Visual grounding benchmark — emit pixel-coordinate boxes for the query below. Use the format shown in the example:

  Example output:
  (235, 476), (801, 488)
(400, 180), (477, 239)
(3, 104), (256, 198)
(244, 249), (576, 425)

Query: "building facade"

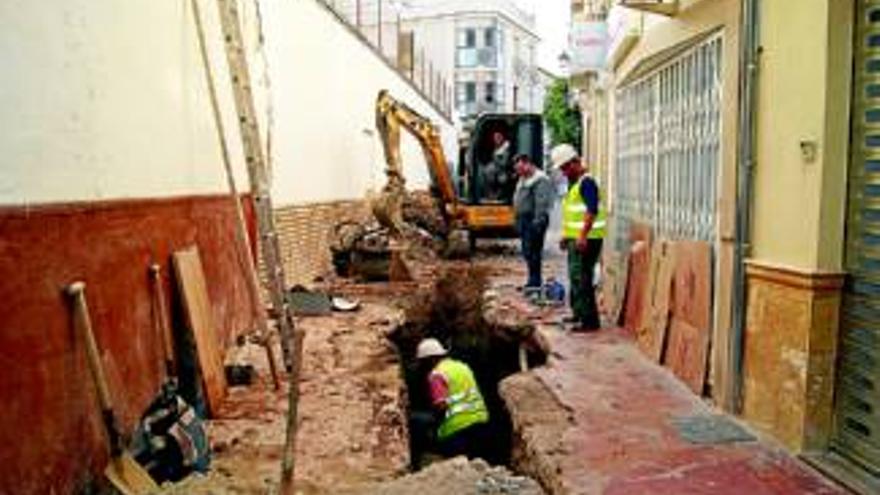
(401, 0), (542, 123)
(581, 0), (877, 492)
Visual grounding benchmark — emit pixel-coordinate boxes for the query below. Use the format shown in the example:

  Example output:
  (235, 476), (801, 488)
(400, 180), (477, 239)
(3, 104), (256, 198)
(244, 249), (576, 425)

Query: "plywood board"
(665, 318), (711, 395)
(664, 241), (713, 395)
(601, 251), (629, 326)
(623, 239), (651, 335)
(671, 241), (713, 330)
(637, 240), (676, 363)
(173, 246), (227, 416)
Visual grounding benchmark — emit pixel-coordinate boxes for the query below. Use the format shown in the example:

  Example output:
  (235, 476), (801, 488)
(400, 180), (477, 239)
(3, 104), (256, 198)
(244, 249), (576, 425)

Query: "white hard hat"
(550, 144), (579, 170)
(416, 338), (448, 359)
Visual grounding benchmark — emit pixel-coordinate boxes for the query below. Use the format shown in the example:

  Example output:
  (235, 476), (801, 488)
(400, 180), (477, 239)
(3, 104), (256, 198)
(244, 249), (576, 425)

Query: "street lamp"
(557, 51), (571, 78)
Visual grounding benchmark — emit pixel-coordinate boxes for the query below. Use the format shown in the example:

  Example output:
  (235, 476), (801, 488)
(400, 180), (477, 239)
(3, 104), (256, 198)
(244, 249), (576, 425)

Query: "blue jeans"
(518, 216), (548, 288)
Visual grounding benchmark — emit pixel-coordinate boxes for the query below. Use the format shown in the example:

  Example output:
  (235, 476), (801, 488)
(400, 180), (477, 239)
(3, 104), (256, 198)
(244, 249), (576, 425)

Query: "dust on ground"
(160, 302), (409, 494)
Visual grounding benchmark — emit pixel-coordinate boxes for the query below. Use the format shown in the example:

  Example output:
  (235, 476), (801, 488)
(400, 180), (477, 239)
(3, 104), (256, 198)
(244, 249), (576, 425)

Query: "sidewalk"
(501, 324), (849, 495)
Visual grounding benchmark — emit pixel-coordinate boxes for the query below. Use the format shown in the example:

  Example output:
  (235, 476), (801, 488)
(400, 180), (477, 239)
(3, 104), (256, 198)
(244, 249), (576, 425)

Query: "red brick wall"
(0, 194), (257, 493)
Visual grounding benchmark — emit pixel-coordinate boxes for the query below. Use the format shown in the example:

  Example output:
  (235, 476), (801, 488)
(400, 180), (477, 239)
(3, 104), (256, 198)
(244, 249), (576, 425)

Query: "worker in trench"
(413, 338), (492, 462)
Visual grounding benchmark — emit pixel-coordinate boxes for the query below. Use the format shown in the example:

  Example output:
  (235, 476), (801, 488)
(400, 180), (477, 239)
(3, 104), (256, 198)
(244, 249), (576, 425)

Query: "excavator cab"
(456, 114), (544, 239)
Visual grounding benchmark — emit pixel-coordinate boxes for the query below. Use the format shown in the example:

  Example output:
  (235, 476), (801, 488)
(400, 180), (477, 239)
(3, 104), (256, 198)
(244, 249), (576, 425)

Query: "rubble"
(346, 456), (545, 495)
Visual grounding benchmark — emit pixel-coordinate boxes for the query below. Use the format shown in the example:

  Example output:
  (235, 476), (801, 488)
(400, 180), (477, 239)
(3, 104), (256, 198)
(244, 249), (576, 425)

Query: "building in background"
(400, 0), (542, 124)
(567, 0), (611, 184)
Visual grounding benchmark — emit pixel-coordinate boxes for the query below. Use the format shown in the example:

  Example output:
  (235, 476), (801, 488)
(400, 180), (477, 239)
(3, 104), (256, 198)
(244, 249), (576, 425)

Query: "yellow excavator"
(372, 89), (544, 256)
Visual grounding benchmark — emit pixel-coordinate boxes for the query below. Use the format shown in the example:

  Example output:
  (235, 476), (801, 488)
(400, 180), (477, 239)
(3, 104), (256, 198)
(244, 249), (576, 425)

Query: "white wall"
(262, 0), (457, 206)
(0, 0), (455, 208)
(0, 0), (249, 205)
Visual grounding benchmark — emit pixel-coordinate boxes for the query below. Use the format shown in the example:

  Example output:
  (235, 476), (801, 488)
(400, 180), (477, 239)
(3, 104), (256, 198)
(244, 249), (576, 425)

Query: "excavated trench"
(387, 265), (548, 471)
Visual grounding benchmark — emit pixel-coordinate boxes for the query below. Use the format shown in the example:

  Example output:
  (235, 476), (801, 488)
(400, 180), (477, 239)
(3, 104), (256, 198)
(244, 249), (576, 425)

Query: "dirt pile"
(346, 456), (545, 495)
(402, 190), (447, 239)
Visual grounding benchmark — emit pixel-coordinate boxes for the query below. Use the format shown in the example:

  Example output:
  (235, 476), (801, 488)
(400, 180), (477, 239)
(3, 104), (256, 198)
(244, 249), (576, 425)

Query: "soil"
(159, 246), (560, 494)
(159, 302), (409, 494)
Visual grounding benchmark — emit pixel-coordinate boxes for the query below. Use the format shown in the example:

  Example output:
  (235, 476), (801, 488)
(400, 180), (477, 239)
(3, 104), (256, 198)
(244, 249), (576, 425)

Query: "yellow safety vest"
(562, 176), (606, 240)
(432, 358), (489, 440)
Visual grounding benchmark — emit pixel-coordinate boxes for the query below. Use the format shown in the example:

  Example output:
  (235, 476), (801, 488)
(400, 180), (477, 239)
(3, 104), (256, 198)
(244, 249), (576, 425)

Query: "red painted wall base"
(0, 194), (257, 493)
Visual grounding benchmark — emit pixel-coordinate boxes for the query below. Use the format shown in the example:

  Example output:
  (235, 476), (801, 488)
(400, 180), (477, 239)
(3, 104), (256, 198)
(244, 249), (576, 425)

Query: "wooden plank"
(623, 239), (651, 335)
(601, 250), (629, 326)
(637, 240), (676, 363)
(665, 318), (711, 395)
(671, 241), (712, 330)
(173, 246), (227, 416)
(664, 241), (713, 395)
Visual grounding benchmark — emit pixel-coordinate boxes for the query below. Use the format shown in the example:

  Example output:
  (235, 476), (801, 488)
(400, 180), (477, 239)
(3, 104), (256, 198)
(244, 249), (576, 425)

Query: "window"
(465, 82), (477, 102)
(456, 27), (479, 67)
(484, 28), (496, 48)
(485, 82), (496, 104)
(457, 28), (476, 48)
(614, 36), (722, 246)
(457, 49), (478, 67)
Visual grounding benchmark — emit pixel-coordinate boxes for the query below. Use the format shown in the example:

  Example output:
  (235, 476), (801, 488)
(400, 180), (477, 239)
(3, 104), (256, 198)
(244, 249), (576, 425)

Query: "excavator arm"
(373, 90), (459, 236)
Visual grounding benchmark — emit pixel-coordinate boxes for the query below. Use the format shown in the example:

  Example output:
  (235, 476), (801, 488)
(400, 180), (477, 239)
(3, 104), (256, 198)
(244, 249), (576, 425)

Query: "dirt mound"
(403, 190), (448, 239)
(346, 457), (545, 495)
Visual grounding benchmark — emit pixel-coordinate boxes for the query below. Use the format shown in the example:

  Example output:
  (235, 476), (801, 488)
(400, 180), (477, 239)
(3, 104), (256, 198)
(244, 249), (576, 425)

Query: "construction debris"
(346, 457), (544, 495)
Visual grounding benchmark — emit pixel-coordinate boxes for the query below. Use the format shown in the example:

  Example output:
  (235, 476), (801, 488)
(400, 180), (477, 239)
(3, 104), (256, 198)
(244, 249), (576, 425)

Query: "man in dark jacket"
(513, 153), (555, 292)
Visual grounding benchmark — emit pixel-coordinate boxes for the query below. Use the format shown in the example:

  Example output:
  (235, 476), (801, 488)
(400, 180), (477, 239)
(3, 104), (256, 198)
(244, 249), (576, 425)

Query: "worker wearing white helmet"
(551, 143), (606, 332)
(415, 338), (490, 460)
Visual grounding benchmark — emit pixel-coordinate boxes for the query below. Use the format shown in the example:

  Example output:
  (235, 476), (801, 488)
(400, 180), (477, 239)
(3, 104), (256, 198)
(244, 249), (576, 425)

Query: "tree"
(543, 78), (582, 150)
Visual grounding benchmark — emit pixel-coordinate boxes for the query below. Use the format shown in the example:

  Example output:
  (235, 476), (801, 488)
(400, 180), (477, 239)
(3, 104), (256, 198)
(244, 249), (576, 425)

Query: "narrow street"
(2, 0), (878, 494)
(115, 248), (846, 494)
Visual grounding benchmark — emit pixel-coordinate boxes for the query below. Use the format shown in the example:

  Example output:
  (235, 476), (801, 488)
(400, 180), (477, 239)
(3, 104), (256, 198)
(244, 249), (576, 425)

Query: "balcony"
(618, 0), (678, 16)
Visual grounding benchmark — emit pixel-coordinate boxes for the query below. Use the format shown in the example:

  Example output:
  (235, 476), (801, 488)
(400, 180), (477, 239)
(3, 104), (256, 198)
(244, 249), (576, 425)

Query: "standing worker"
(551, 144), (606, 332)
(512, 153), (555, 293)
(416, 338), (491, 460)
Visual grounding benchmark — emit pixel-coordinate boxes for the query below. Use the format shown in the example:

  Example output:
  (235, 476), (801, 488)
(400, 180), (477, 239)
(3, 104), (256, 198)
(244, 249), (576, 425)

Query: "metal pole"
(421, 48), (426, 89)
(356, 0), (361, 28)
(378, 0), (383, 51)
(397, 13), (402, 66)
(429, 62), (434, 99)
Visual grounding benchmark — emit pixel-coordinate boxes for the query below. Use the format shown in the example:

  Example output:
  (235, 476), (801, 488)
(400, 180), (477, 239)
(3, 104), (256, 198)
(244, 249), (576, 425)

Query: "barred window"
(613, 35), (722, 247)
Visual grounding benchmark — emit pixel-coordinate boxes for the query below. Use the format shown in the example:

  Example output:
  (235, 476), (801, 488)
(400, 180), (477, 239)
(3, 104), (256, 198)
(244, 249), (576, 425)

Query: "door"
(833, 0), (880, 476)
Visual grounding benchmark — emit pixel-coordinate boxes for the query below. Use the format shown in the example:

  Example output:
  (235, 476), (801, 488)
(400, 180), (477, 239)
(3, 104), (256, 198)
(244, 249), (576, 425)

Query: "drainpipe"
(730, 0), (761, 413)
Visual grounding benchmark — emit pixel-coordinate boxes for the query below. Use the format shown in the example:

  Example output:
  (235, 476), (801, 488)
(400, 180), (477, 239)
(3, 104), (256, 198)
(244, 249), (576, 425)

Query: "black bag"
(132, 382), (211, 483)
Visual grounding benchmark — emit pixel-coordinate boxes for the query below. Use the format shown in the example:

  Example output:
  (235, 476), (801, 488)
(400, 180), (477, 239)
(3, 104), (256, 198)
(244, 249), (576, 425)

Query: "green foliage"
(543, 78), (582, 149)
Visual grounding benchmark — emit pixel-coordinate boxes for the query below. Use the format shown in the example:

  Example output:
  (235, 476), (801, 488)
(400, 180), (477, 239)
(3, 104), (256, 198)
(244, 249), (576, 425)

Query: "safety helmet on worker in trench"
(416, 338), (448, 359)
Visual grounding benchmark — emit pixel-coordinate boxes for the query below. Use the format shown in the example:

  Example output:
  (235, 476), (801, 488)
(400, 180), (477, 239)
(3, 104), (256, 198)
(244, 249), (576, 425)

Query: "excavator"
(371, 89), (544, 258)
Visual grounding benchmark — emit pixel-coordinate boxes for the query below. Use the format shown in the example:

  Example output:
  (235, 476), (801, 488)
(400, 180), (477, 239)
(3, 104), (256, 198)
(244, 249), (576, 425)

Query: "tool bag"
(132, 382), (210, 483)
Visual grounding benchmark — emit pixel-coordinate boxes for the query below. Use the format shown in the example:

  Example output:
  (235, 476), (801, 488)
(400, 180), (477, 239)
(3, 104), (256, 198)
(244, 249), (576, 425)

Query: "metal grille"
(613, 35), (722, 249)
(834, 0), (880, 474)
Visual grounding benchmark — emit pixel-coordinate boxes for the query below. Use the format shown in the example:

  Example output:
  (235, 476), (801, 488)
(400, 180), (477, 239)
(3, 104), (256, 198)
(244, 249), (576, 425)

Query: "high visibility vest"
(432, 358), (489, 440)
(562, 176), (606, 240)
